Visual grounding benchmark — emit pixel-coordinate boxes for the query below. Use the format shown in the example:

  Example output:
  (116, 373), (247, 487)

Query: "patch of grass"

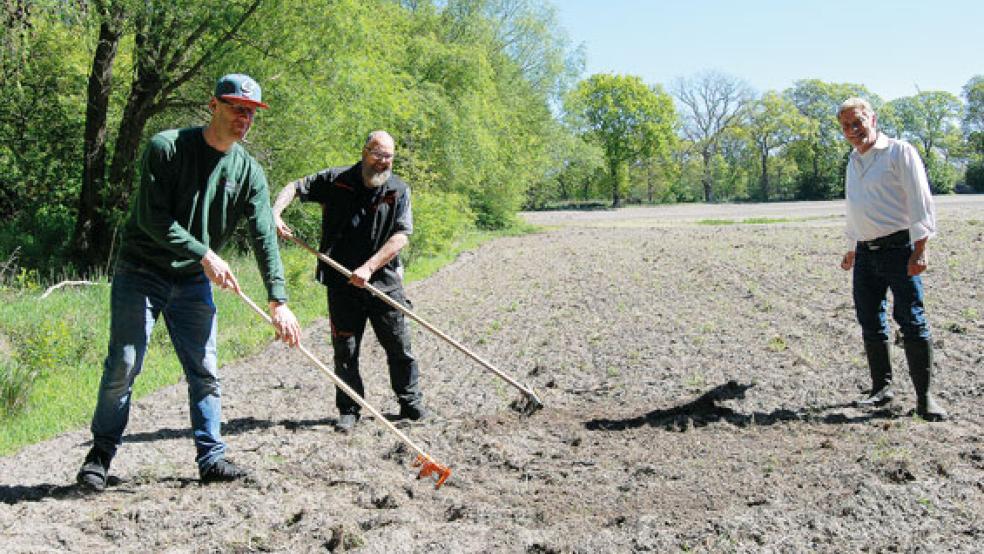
(767, 335), (788, 352)
(698, 322), (716, 334)
(762, 455), (779, 477)
(0, 224), (534, 455)
(0, 360), (36, 417)
(535, 199), (610, 211)
(685, 372), (706, 389)
(697, 216), (823, 226)
(916, 497), (933, 512)
(871, 437), (910, 463)
(741, 217), (792, 224)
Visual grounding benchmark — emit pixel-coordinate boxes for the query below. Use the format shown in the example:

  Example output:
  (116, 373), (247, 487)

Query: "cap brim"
(220, 95), (269, 109)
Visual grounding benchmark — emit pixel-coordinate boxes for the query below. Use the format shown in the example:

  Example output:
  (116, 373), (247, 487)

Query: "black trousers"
(327, 285), (422, 415)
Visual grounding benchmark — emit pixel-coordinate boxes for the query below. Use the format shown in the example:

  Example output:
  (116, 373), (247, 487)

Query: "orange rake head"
(412, 454), (452, 489)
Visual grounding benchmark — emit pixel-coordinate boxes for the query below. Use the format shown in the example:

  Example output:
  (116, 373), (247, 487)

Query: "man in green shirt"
(76, 74), (301, 491)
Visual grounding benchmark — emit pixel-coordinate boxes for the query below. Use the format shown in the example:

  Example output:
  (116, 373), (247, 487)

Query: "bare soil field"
(2, 197), (982, 553)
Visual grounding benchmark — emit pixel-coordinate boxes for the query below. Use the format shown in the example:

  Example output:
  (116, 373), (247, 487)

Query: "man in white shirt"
(837, 97), (946, 421)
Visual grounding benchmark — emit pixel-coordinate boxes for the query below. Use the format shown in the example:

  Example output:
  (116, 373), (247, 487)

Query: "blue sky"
(554, 0), (983, 100)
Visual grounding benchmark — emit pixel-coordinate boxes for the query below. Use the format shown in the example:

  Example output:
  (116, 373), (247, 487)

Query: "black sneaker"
(398, 404), (430, 422)
(76, 447), (112, 492)
(199, 458), (250, 484)
(335, 413), (360, 433)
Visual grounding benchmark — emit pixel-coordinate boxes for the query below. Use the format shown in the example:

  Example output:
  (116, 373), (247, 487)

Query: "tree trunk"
(610, 158), (622, 208)
(760, 152), (770, 201)
(811, 143), (820, 182)
(71, 12), (124, 271)
(701, 150), (713, 202)
(646, 161), (654, 204)
(107, 78), (161, 215)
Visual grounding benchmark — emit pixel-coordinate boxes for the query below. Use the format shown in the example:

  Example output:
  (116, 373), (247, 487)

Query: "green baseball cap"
(214, 73), (269, 109)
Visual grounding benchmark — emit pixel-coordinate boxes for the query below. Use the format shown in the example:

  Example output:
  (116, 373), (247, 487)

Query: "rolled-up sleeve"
(899, 143), (936, 241)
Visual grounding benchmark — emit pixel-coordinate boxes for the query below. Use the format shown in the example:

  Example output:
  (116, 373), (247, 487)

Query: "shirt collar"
(851, 132), (890, 159)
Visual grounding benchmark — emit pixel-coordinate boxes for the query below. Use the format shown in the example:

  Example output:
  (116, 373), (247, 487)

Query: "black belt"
(858, 229), (910, 250)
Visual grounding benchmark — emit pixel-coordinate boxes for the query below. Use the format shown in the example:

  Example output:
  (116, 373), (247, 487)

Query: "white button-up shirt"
(844, 133), (936, 250)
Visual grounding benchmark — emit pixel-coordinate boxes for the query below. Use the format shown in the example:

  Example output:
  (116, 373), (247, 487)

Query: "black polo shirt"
(295, 162), (413, 292)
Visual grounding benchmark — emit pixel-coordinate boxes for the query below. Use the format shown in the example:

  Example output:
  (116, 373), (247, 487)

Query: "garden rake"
(235, 288), (452, 489)
(287, 235), (544, 416)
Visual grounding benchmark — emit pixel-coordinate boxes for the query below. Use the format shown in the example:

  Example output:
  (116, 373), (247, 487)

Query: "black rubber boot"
(856, 340), (894, 407)
(904, 339), (948, 421)
(76, 447), (113, 491)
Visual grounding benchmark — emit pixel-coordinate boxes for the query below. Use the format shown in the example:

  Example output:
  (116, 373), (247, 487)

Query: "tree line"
(1, 0), (981, 281)
(1, 0), (580, 278)
(538, 73), (984, 210)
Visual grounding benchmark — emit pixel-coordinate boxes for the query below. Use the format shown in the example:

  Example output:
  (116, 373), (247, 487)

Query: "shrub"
(926, 158), (957, 194)
(966, 161), (984, 193)
(13, 317), (76, 378)
(404, 189), (475, 265)
(0, 360), (36, 417)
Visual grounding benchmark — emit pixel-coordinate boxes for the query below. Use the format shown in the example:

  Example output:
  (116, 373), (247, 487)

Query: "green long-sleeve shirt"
(118, 127), (287, 302)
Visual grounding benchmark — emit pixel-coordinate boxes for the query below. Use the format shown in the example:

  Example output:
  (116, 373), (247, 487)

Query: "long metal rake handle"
(235, 289), (451, 488)
(287, 235), (543, 410)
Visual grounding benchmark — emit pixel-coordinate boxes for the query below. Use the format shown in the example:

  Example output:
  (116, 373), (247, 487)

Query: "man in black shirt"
(273, 130), (426, 431)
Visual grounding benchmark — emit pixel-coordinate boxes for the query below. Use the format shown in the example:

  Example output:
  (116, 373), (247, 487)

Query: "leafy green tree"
(877, 100), (905, 139)
(672, 71), (753, 202)
(565, 73), (677, 207)
(71, 0), (266, 271)
(525, 129), (603, 208)
(243, 0), (576, 231)
(785, 79), (875, 199)
(0, 3), (88, 271)
(744, 91), (810, 201)
(966, 161), (984, 192)
(3, 0), (582, 279)
(889, 92), (962, 159)
(962, 75), (984, 158)
(889, 91), (962, 193)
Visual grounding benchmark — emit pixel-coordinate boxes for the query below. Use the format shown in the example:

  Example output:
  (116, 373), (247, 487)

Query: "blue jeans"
(852, 243), (930, 343)
(89, 260), (224, 470)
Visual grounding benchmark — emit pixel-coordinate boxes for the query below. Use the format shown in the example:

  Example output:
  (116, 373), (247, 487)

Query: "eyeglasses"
(368, 150), (394, 162)
(217, 97), (257, 118)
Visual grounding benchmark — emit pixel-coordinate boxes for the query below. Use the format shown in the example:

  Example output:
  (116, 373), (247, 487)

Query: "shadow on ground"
(584, 381), (899, 431)
(117, 416), (336, 444)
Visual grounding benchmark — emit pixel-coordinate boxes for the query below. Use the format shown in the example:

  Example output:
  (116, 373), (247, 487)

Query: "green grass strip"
(0, 227), (532, 455)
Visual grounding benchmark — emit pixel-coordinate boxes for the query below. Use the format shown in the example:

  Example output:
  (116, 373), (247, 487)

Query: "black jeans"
(327, 285), (422, 415)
